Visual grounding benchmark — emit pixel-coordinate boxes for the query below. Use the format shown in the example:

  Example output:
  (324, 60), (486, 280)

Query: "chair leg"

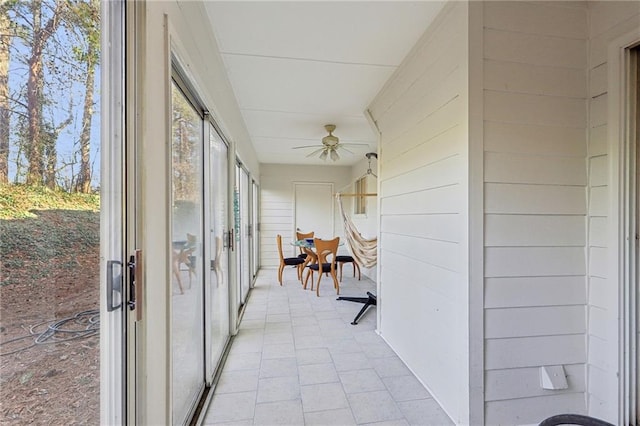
(354, 262), (361, 280)
(337, 292), (376, 325)
(278, 264), (284, 285)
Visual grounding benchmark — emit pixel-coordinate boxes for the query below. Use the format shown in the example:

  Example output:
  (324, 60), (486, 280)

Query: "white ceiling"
(205, 1), (445, 166)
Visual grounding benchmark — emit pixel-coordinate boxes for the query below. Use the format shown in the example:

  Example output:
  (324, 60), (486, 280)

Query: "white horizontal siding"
(485, 183), (586, 215)
(482, 3), (588, 422)
(485, 276), (585, 309)
(485, 364), (585, 401)
(370, 2), (469, 423)
(485, 91), (586, 128)
(484, 1), (587, 39)
(485, 306), (585, 339)
(381, 214), (462, 243)
(485, 152), (587, 186)
(484, 60), (586, 98)
(585, 5), (640, 420)
(485, 247), (585, 278)
(485, 215), (585, 247)
(485, 334), (586, 370)
(484, 28), (587, 69)
(484, 121), (587, 157)
(486, 393), (585, 426)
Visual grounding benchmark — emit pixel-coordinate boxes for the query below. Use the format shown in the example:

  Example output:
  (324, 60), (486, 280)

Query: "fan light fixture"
(292, 124), (369, 161)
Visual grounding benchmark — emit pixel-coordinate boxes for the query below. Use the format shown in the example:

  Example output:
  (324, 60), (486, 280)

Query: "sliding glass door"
(205, 122), (230, 381)
(170, 79), (205, 424)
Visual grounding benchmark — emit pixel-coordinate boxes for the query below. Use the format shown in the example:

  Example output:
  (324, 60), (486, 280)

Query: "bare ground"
(0, 210), (99, 424)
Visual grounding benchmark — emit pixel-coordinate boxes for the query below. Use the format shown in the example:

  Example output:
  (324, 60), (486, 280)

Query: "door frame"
(608, 28), (640, 426)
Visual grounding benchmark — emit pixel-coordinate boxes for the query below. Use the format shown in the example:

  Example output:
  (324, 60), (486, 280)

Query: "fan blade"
(339, 146), (355, 155)
(292, 145), (320, 150)
(305, 147), (325, 158)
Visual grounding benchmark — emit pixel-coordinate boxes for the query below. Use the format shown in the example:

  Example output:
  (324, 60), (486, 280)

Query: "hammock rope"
(336, 194), (377, 268)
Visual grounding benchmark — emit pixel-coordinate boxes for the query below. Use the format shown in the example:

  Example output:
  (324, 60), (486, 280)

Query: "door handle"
(106, 260), (123, 312)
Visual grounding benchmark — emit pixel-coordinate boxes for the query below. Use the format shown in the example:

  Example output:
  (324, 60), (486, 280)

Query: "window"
(354, 176), (367, 215)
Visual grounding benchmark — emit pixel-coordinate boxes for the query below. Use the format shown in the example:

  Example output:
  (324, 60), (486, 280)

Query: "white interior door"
(294, 183), (334, 245)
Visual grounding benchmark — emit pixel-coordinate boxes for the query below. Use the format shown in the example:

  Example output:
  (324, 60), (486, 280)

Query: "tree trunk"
(25, 0), (62, 186)
(0, 12), (10, 184)
(76, 54), (96, 193)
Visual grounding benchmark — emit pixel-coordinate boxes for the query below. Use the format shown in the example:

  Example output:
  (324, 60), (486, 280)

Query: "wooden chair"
(335, 255), (361, 281)
(304, 237), (340, 296)
(276, 234), (305, 285)
(172, 233), (197, 294)
(296, 230), (314, 258)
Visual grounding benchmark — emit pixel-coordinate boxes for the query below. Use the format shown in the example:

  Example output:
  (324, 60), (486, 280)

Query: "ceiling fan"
(293, 124), (368, 161)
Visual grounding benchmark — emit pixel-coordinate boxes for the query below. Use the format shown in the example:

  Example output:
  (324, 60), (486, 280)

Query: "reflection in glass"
(170, 81), (204, 424)
(208, 124), (229, 372)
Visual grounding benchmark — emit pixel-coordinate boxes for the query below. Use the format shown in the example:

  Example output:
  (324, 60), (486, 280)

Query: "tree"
(70, 0), (99, 193)
(0, 3), (15, 184)
(24, 0), (65, 186)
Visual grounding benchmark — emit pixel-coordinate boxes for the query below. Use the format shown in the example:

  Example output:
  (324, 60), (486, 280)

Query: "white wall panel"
(369, 2), (469, 423)
(484, 28), (587, 69)
(485, 183), (586, 215)
(381, 184), (463, 215)
(485, 214), (585, 247)
(485, 276), (585, 309)
(589, 125), (607, 156)
(585, 5), (640, 421)
(485, 393), (585, 426)
(482, 2), (589, 422)
(588, 186), (608, 217)
(485, 306), (586, 339)
(485, 152), (587, 185)
(485, 334), (586, 370)
(485, 91), (586, 128)
(589, 155), (609, 187)
(485, 246), (585, 278)
(589, 63), (608, 97)
(485, 364), (585, 401)
(484, 121), (586, 157)
(381, 214), (462, 243)
(483, 1), (587, 38)
(484, 60), (586, 98)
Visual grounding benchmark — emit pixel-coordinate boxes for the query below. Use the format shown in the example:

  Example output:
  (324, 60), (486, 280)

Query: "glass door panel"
(252, 181), (259, 280)
(240, 168), (250, 299)
(206, 123), (230, 380)
(170, 81), (204, 424)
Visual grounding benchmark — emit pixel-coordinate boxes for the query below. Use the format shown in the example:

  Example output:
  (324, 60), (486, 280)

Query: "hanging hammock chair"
(336, 194), (377, 268)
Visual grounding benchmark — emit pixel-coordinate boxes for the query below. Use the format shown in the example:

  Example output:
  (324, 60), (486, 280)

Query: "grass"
(0, 184), (100, 220)
(0, 184), (101, 286)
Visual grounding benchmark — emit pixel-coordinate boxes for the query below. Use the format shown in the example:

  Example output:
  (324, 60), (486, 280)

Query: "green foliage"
(0, 183), (99, 220)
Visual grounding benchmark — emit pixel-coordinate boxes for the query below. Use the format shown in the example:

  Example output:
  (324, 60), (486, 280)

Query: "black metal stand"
(337, 292), (377, 325)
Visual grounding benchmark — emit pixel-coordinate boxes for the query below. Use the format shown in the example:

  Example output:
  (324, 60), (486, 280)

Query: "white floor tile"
(369, 357), (412, 378)
(300, 382), (349, 413)
(216, 369), (259, 394)
(253, 400), (304, 425)
(256, 376), (300, 403)
(303, 408), (357, 426)
(262, 342), (296, 359)
(397, 399), (454, 425)
(331, 351), (371, 372)
(296, 347), (332, 366)
(223, 352), (262, 372)
(338, 369), (386, 394)
(299, 363), (339, 386)
(382, 376), (431, 402)
(259, 357), (298, 379)
(347, 390), (404, 424)
(203, 391), (256, 424)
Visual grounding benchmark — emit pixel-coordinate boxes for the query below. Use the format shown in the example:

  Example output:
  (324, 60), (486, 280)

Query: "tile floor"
(203, 268), (453, 426)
